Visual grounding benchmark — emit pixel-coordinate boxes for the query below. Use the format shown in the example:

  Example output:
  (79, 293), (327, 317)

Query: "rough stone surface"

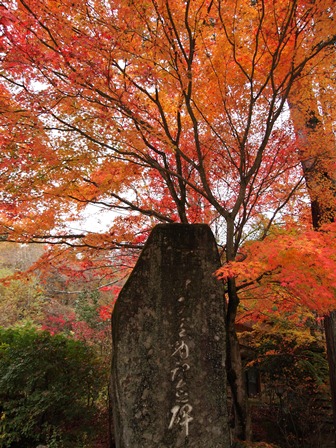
(111, 224), (230, 447)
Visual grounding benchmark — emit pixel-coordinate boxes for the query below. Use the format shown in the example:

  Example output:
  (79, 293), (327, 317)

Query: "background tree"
(0, 0), (335, 440)
(0, 325), (108, 448)
(0, 267), (45, 327)
(288, 48), (336, 438)
(246, 323), (331, 448)
(0, 244), (116, 446)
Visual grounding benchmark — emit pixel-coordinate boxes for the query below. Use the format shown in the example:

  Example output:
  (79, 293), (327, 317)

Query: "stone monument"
(111, 224), (230, 447)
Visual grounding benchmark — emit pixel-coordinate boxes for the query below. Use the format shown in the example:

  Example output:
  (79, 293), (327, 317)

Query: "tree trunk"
(300, 111), (336, 444)
(324, 312), (336, 447)
(226, 278), (251, 441)
(289, 87), (336, 446)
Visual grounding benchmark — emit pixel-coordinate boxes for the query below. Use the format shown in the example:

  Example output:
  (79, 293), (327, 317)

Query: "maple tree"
(216, 218), (336, 444)
(0, 241), (121, 359)
(216, 221), (336, 334)
(0, 0), (335, 440)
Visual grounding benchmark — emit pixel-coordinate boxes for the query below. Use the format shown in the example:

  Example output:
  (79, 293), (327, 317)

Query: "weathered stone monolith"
(111, 224), (229, 447)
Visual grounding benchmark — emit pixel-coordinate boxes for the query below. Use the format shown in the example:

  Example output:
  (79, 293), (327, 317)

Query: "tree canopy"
(0, 0), (334, 251)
